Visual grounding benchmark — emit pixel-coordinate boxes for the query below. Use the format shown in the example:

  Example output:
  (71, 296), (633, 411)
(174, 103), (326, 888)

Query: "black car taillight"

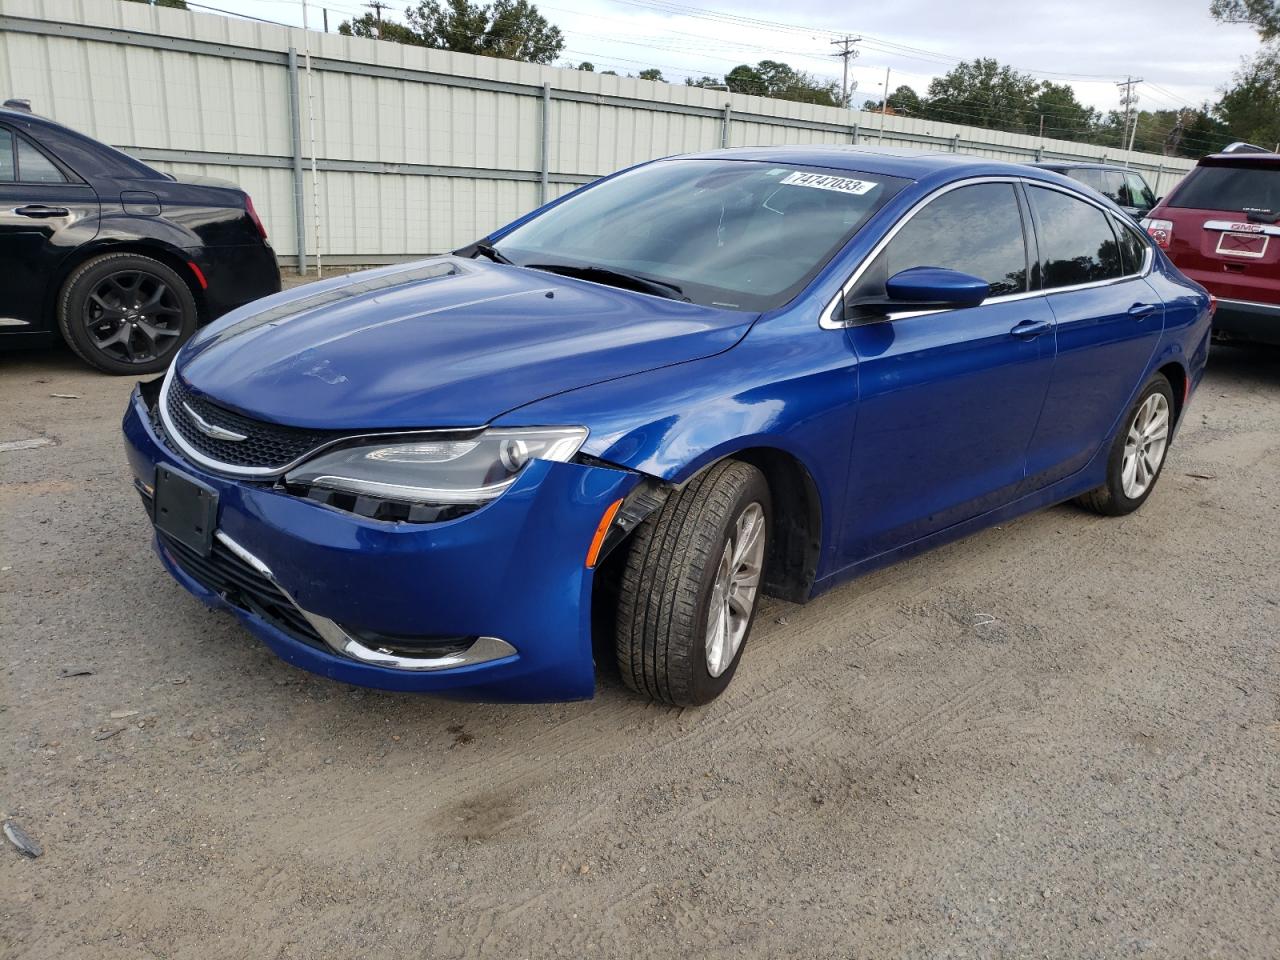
(245, 194), (268, 241)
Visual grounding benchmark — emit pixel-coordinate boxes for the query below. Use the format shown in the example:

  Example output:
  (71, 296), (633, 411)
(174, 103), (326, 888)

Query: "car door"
(1021, 184), (1164, 489)
(0, 125), (99, 333)
(838, 180), (1058, 562)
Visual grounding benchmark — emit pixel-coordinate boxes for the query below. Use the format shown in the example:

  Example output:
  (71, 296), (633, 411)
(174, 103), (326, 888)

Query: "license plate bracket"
(1215, 231), (1268, 259)
(154, 465), (218, 556)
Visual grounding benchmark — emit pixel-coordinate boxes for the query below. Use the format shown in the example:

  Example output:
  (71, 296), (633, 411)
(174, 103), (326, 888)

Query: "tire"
(615, 460), (770, 706)
(1075, 372), (1175, 516)
(57, 253), (198, 375)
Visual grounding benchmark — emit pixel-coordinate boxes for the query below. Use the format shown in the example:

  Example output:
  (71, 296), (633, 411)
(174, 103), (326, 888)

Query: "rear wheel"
(1076, 373), (1174, 516)
(615, 460), (770, 706)
(57, 253), (197, 374)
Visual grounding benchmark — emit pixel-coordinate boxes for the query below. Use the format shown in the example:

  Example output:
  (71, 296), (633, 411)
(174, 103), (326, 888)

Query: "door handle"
(14, 204), (70, 218)
(1010, 318), (1052, 339)
(1128, 303), (1158, 319)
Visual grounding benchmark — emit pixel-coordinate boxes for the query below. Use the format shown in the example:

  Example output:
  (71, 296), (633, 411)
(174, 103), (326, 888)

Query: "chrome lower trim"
(0, 317), (31, 327)
(212, 531), (517, 672)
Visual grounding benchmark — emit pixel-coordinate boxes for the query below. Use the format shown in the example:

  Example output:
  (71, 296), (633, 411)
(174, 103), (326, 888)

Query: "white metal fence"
(0, 0), (1198, 269)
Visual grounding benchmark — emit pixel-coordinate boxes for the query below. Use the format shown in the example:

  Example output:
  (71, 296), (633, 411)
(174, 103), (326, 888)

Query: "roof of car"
(1200, 151), (1280, 166)
(677, 145), (1044, 180)
(1031, 160), (1133, 172)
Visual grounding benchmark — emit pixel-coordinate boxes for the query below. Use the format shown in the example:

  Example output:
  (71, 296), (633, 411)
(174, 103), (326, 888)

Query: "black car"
(1032, 161), (1159, 220)
(0, 101), (280, 373)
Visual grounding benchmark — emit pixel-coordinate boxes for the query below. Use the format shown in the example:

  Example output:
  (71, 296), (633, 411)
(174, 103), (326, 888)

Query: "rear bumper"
(122, 386), (639, 700)
(1213, 298), (1280, 345)
(191, 242), (282, 322)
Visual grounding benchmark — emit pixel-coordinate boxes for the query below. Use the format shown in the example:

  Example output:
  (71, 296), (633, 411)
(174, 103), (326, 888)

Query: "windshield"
(1170, 163), (1280, 215)
(492, 159), (908, 311)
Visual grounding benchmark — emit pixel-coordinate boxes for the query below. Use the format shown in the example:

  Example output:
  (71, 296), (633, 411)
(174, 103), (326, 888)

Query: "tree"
(638, 69), (664, 82)
(1210, 0), (1280, 39)
(923, 58), (1041, 131)
(1216, 47), (1280, 148)
(575, 61), (595, 71)
(711, 60), (841, 105)
(338, 13), (423, 44)
(1033, 82), (1098, 139)
(863, 84), (923, 116)
(340, 0), (564, 63)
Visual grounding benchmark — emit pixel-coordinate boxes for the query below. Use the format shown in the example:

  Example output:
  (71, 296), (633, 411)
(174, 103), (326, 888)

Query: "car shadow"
(1204, 341), (1280, 388)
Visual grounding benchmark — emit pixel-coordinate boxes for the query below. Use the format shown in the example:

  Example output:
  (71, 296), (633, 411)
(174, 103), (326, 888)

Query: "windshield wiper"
(524, 263), (688, 301)
(472, 241), (513, 265)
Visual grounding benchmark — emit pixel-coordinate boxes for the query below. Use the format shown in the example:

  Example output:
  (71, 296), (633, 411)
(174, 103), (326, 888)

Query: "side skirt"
(810, 459), (1106, 599)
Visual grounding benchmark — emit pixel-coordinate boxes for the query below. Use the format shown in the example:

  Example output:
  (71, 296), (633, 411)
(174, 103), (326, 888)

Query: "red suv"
(1143, 149), (1279, 345)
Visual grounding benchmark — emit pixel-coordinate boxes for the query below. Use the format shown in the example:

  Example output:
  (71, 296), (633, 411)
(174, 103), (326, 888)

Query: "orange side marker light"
(585, 498), (625, 569)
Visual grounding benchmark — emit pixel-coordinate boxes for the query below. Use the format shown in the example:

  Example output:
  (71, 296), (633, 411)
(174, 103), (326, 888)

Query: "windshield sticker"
(780, 171), (878, 195)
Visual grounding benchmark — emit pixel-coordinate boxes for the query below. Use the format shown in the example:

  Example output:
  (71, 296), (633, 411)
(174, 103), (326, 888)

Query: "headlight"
(284, 427), (588, 506)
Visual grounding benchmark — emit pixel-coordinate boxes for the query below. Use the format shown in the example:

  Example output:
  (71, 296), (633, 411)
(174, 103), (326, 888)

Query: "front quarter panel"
(497, 306), (860, 579)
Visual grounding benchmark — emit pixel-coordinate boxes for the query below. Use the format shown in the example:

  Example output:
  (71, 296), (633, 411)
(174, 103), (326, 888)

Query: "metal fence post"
(540, 82), (551, 206)
(951, 134), (959, 153)
(721, 103), (731, 149)
(286, 47), (307, 274)
(851, 123), (859, 145)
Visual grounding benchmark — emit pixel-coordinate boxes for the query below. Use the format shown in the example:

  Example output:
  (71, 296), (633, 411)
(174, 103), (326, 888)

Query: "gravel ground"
(1, 337), (1278, 960)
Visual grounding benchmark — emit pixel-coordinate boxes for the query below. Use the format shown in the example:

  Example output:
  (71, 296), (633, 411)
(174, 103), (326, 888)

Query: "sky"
(198, 0), (1265, 114)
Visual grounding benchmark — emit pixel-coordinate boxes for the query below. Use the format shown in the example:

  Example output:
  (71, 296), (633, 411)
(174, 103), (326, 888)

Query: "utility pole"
(829, 35), (861, 109)
(365, 0), (390, 37)
(879, 66), (891, 143)
(1115, 76), (1143, 161)
(1164, 110), (1185, 157)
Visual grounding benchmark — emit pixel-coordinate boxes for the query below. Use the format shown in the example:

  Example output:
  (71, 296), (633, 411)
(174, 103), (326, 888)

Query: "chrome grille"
(164, 375), (347, 472)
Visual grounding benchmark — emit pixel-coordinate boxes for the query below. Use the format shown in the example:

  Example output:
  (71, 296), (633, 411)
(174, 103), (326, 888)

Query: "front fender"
(495, 315), (859, 576)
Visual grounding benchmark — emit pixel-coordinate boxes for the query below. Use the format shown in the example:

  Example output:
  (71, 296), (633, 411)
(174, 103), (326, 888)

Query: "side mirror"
(845, 266), (989, 322)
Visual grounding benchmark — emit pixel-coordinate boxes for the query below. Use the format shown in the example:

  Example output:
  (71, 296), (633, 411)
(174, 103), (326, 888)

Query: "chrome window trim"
(157, 365), (478, 480)
(820, 175), (1155, 330)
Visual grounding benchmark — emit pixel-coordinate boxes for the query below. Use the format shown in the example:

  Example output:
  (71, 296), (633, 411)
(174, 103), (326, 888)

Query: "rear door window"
(0, 128), (13, 182)
(1068, 168), (1104, 193)
(1122, 173), (1155, 209)
(15, 135), (67, 183)
(1027, 186), (1124, 288)
(1113, 216), (1150, 275)
(1170, 164), (1280, 215)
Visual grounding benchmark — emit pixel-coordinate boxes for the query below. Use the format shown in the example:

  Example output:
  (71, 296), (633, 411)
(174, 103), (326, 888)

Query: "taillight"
(245, 194), (268, 241)
(1143, 217), (1173, 250)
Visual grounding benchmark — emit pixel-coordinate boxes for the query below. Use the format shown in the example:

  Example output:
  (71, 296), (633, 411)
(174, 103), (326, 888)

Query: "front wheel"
(615, 460), (770, 706)
(1076, 373), (1175, 516)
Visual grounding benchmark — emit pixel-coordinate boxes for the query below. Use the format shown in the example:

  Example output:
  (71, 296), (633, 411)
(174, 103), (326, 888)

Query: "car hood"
(177, 257), (756, 429)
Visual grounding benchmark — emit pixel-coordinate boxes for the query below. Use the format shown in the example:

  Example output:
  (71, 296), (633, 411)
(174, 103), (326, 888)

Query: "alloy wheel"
(84, 270), (184, 365)
(1121, 391), (1170, 499)
(704, 501), (766, 678)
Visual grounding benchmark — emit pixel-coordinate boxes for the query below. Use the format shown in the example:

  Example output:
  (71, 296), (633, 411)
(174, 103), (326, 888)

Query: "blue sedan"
(121, 147), (1212, 705)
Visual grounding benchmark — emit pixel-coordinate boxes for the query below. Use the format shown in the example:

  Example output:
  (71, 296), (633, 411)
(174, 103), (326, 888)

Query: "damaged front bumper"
(122, 383), (650, 701)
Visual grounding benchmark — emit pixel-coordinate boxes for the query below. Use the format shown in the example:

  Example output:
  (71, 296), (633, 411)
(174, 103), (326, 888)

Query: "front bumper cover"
(123, 386), (640, 700)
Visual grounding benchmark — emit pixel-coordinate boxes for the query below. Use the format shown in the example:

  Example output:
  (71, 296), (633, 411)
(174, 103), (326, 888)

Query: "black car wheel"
(57, 253), (198, 374)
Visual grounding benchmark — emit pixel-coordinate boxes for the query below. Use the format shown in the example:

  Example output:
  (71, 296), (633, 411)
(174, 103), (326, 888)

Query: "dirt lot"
(1, 338), (1277, 959)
